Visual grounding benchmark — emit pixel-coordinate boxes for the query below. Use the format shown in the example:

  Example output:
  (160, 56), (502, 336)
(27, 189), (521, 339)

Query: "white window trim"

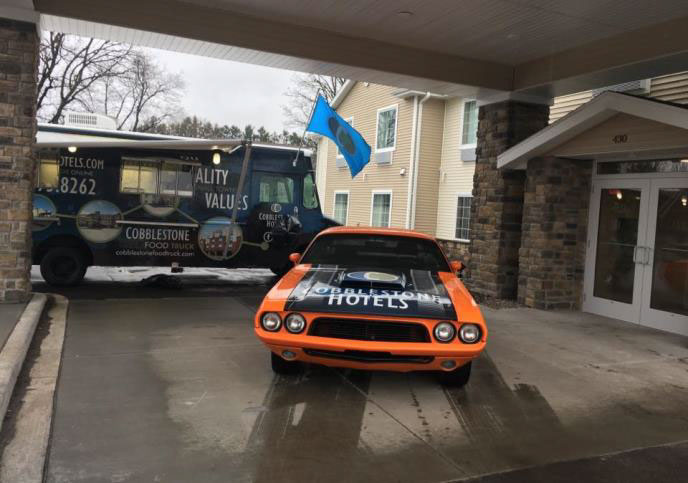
(370, 190), (393, 227)
(454, 192), (473, 243)
(460, 99), (477, 149)
(332, 190), (350, 225)
(336, 116), (354, 163)
(374, 104), (398, 153)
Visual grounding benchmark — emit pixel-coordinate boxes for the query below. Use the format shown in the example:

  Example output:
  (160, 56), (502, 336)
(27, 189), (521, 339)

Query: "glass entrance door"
(585, 177), (688, 335)
(640, 179), (688, 335)
(583, 180), (650, 322)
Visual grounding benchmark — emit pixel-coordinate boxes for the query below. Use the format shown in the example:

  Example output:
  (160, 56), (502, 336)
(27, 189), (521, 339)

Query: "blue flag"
(306, 95), (371, 177)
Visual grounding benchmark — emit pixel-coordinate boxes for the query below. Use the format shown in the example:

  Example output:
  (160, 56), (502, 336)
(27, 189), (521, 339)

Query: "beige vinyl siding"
(550, 72), (688, 123)
(552, 113), (688, 159)
(649, 72), (688, 103)
(435, 98), (475, 241)
(549, 91), (594, 123)
(323, 83), (413, 228)
(413, 98), (444, 235)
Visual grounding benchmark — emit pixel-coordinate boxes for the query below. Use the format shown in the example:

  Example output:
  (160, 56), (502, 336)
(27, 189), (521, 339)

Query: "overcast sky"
(149, 48), (298, 133)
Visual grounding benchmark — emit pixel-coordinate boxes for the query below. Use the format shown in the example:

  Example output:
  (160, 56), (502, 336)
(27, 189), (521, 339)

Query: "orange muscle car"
(254, 227), (487, 386)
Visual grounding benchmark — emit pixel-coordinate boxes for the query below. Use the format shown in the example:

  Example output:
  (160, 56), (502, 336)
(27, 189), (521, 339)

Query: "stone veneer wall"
(518, 157), (592, 309)
(466, 100), (550, 299)
(437, 239), (470, 265)
(0, 19), (37, 302)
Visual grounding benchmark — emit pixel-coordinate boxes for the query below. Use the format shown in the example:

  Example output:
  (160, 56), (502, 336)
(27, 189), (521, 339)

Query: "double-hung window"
(333, 191), (349, 225)
(371, 191), (392, 227)
(455, 196), (472, 241)
(461, 100), (478, 147)
(376, 106), (397, 152)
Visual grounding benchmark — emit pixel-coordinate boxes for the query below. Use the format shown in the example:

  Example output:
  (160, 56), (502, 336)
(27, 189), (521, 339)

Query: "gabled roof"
(330, 80), (444, 109)
(498, 91), (688, 169)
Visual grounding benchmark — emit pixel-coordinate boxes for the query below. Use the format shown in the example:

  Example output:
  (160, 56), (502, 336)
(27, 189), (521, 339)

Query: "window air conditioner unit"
(374, 151), (393, 164)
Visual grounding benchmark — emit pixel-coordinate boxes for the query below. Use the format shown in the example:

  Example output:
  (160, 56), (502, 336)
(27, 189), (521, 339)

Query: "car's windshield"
(301, 234), (450, 272)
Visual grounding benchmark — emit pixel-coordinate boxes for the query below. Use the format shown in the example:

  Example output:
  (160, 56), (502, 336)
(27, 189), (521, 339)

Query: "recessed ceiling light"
(397, 10), (413, 17)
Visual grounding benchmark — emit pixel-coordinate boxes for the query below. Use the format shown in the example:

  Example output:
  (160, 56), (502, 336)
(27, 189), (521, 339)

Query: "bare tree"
(282, 74), (346, 130)
(37, 33), (132, 123)
(92, 52), (184, 131)
(38, 32), (184, 131)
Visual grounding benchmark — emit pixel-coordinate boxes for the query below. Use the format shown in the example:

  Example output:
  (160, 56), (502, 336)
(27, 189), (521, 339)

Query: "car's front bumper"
(256, 327), (485, 372)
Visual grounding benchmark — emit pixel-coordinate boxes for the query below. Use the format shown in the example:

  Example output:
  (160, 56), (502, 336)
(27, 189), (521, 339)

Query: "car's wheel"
(271, 352), (302, 375)
(438, 361), (472, 387)
(40, 247), (87, 286)
(269, 261), (292, 278)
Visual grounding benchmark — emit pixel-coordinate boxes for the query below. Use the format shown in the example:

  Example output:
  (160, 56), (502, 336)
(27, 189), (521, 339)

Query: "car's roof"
(316, 226), (437, 241)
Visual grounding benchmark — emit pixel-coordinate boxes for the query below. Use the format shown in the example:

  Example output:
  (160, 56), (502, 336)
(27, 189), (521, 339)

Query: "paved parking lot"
(33, 273), (688, 482)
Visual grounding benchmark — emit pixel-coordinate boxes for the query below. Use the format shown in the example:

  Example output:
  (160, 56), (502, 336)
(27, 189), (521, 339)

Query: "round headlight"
(433, 322), (456, 343)
(459, 324), (481, 344)
(261, 312), (282, 332)
(285, 313), (306, 333)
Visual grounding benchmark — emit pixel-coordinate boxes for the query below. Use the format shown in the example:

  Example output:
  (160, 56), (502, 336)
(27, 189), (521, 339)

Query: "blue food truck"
(33, 124), (337, 286)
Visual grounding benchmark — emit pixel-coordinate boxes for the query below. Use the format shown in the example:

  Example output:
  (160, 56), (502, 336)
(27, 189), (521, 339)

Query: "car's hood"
(284, 265), (456, 320)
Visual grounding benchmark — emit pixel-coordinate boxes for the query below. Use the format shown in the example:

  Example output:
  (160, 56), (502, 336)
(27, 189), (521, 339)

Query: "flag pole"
(292, 89), (321, 167)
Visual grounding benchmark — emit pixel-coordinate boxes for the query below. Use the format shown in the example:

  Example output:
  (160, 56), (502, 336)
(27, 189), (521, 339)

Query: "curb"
(0, 293), (48, 434)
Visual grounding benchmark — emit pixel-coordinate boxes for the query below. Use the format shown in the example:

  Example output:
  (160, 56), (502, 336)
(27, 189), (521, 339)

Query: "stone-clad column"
(466, 99), (549, 300)
(518, 157), (592, 309)
(0, 18), (38, 302)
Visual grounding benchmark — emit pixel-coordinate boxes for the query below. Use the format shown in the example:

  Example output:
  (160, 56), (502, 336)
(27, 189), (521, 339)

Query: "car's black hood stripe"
(286, 265), (456, 320)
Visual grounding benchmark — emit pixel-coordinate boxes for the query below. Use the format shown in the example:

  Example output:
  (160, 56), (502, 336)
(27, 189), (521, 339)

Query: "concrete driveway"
(33, 273), (688, 482)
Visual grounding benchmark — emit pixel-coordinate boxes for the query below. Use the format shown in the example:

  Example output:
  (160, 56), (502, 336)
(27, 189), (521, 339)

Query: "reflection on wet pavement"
(245, 367), (461, 483)
(44, 283), (688, 482)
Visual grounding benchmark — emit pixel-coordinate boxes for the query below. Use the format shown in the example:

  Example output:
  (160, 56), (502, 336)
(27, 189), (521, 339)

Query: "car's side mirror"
(289, 253), (302, 265)
(287, 215), (302, 234)
(450, 260), (465, 274)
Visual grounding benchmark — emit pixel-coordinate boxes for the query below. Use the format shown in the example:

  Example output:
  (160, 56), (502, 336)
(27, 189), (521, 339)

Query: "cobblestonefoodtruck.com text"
(123, 227), (195, 253)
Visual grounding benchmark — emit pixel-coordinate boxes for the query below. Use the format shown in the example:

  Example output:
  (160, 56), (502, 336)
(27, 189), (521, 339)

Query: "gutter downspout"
(408, 92), (432, 230)
(405, 96), (419, 229)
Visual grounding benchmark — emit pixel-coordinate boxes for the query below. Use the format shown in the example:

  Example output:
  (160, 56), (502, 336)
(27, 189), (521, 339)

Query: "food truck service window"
(121, 158), (194, 197)
(37, 157), (59, 189)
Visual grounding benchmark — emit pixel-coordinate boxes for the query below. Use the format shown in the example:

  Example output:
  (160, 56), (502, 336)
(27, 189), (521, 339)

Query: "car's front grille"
(304, 349), (433, 364)
(308, 318), (430, 343)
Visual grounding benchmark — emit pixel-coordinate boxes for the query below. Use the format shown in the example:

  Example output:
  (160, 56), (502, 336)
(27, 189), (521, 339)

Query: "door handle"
(634, 246), (653, 265)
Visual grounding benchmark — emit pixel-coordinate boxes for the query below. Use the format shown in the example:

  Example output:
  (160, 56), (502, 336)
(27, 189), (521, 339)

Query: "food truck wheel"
(40, 247), (87, 286)
(271, 352), (303, 375)
(269, 262), (292, 278)
(437, 361), (472, 388)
